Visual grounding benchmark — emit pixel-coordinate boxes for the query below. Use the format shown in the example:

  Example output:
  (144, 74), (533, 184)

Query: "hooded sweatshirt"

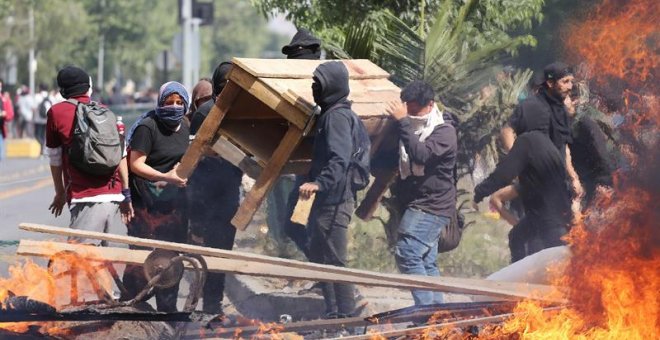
(474, 130), (572, 232)
(309, 62), (355, 205)
(508, 89), (573, 157)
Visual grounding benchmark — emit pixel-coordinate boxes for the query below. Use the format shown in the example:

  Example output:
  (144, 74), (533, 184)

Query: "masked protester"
(298, 61), (368, 319)
(121, 81), (189, 313)
(188, 62), (243, 315)
(385, 81), (457, 306)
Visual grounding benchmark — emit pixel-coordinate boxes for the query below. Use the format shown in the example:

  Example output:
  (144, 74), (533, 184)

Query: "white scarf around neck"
(399, 103), (444, 179)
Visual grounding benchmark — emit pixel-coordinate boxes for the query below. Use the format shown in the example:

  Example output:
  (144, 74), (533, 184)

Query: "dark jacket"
(569, 115), (613, 202)
(309, 62), (355, 205)
(474, 131), (572, 230)
(509, 89), (572, 157)
(392, 113), (458, 218)
(188, 99), (243, 204)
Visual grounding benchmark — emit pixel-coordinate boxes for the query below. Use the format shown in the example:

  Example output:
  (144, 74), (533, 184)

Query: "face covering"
(155, 104), (185, 130)
(312, 80), (322, 105)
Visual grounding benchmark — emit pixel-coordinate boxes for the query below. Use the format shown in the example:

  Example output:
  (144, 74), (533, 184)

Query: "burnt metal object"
(1, 295), (57, 314)
(144, 249), (185, 289)
(195, 300), (529, 339)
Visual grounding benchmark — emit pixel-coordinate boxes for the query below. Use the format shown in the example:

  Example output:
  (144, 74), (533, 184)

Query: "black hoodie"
(282, 28), (322, 60)
(474, 130), (572, 231)
(508, 89), (573, 157)
(309, 62), (355, 204)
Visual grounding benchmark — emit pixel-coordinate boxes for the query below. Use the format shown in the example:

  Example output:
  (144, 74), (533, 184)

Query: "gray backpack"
(67, 99), (121, 176)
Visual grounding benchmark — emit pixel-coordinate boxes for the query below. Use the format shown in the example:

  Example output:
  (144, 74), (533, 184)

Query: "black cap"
(57, 66), (90, 98)
(543, 62), (573, 81)
(212, 61), (233, 99)
(282, 28), (321, 59)
(531, 71), (546, 87)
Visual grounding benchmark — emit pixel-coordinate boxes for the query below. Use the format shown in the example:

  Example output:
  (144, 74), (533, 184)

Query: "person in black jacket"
(298, 61), (362, 318)
(474, 131), (572, 261)
(188, 61), (243, 314)
(566, 95), (613, 207)
(500, 62), (584, 200)
(386, 81), (457, 306)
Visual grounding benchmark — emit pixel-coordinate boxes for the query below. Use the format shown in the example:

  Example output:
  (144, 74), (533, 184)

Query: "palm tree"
(327, 0), (536, 175)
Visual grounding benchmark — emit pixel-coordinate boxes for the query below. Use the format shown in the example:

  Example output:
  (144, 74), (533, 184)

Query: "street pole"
(191, 18), (201, 85)
(28, 5), (35, 96)
(181, 0), (192, 90)
(97, 0), (105, 95)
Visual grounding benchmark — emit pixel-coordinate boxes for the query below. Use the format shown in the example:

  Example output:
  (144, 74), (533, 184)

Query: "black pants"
(284, 175), (311, 258)
(121, 204), (188, 312)
(308, 199), (355, 315)
(509, 216), (568, 263)
(189, 197), (238, 313)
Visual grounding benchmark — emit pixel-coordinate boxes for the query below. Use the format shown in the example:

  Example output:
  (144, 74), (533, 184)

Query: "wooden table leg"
(231, 125), (305, 230)
(355, 168), (398, 221)
(176, 81), (242, 179)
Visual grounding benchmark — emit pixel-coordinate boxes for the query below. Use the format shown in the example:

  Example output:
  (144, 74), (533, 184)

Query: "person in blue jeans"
(386, 81), (457, 305)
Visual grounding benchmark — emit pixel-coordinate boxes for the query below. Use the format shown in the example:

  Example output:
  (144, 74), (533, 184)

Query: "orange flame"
(0, 243), (116, 336)
(565, 0), (658, 94)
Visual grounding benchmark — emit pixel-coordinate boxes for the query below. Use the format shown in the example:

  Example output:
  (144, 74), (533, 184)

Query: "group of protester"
(41, 27), (613, 320)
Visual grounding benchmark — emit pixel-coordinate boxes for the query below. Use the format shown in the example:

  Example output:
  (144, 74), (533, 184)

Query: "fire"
(476, 0), (660, 337)
(564, 0), (658, 94)
(0, 242), (116, 336)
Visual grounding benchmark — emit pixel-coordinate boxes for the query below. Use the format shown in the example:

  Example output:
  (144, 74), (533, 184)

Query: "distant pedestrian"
(34, 83), (52, 154)
(17, 86), (35, 139)
(0, 79), (15, 160)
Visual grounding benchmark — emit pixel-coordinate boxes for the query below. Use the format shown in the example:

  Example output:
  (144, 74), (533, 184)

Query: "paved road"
(0, 157), (69, 275)
(0, 157), (67, 240)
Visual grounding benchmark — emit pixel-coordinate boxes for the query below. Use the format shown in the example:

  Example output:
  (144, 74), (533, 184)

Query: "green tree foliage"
(0, 0), (284, 92)
(200, 0), (289, 77)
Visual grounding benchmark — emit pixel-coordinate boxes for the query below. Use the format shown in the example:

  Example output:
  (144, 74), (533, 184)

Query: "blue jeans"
(395, 208), (449, 305)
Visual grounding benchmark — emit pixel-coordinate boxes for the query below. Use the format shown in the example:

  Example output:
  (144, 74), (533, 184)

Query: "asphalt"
(0, 157), (70, 275)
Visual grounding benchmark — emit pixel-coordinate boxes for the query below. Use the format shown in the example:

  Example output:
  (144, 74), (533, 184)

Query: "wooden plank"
(329, 313), (515, 340)
(210, 137), (262, 179)
(232, 58), (390, 80)
(18, 223), (565, 302)
(229, 66), (309, 130)
(19, 240), (471, 292)
(230, 126), (306, 230)
(177, 81), (242, 179)
(260, 78), (400, 105)
(355, 168), (398, 221)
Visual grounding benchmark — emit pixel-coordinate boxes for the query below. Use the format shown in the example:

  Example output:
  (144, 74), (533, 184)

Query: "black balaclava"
(544, 62), (573, 83)
(282, 28), (322, 60)
(212, 61), (233, 100)
(57, 66), (90, 99)
(312, 62), (350, 113)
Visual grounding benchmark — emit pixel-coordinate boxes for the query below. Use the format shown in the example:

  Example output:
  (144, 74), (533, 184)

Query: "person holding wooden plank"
(298, 61), (369, 318)
(385, 81), (458, 306)
(188, 62), (243, 315)
(121, 81), (190, 313)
